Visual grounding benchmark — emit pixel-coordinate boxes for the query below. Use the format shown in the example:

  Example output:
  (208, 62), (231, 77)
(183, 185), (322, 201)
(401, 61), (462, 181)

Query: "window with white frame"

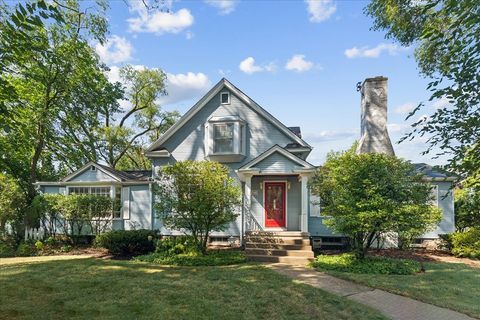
(213, 123), (234, 153)
(69, 186), (111, 197)
(310, 194), (321, 217)
(220, 92), (230, 104)
(205, 116), (247, 160)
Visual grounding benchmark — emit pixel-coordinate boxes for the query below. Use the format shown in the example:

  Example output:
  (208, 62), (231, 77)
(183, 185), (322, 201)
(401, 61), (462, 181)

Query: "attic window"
(90, 165), (96, 171)
(220, 92), (230, 104)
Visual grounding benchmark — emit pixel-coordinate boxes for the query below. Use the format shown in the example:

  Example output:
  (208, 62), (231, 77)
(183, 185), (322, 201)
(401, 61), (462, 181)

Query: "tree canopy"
(310, 147), (442, 258)
(154, 161), (241, 254)
(366, 0), (480, 184)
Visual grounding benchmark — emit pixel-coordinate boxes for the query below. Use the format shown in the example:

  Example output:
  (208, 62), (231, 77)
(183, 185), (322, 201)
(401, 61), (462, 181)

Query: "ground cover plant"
(311, 253), (420, 275)
(0, 256), (386, 320)
(135, 249), (247, 266)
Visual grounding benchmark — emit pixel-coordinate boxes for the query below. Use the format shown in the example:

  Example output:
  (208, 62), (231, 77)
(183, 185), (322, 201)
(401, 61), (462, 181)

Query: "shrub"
(0, 235), (16, 257)
(155, 236), (198, 256)
(438, 234), (454, 251)
(311, 253), (420, 275)
(451, 228), (480, 259)
(34, 240), (44, 251)
(135, 250), (247, 266)
(95, 229), (157, 256)
(16, 242), (37, 257)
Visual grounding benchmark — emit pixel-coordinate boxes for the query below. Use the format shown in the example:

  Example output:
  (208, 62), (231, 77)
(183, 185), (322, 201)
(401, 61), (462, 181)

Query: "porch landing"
(245, 231), (314, 265)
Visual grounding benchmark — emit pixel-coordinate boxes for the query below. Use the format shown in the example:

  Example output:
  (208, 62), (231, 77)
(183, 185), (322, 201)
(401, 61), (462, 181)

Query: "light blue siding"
(255, 152), (302, 174)
(423, 181), (455, 238)
(153, 89), (297, 171)
(124, 185), (152, 230)
(69, 169), (117, 182)
(42, 186), (60, 194)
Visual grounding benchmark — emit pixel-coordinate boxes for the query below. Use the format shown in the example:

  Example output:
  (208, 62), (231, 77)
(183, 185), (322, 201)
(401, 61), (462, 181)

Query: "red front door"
(264, 182), (286, 228)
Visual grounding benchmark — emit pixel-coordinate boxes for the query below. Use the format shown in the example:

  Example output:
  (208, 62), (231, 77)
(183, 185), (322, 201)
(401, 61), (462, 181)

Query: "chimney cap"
(363, 76), (388, 83)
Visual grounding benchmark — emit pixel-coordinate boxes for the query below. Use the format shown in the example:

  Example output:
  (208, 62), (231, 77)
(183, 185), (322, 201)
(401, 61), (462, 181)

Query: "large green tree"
(154, 161), (241, 254)
(366, 0), (480, 184)
(310, 147), (442, 258)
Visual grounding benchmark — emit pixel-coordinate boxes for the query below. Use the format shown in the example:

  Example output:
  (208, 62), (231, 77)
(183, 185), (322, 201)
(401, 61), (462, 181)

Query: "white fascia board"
(61, 162), (122, 182)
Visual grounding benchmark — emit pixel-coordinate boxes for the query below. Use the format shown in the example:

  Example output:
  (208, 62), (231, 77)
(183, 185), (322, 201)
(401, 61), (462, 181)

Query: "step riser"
(246, 231), (310, 237)
(247, 255), (313, 265)
(245, 238), (311, 245)
(246, 243), (312, 250)
(246, 249), (314, 257)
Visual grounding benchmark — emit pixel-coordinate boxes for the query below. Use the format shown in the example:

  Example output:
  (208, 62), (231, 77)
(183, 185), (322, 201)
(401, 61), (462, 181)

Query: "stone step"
(247, 255), (314, 265)
(245, 231), (310, 238)
(245, 243), (312, 250)
(245, 237), (311, 245)
(246, 248), (314, 258)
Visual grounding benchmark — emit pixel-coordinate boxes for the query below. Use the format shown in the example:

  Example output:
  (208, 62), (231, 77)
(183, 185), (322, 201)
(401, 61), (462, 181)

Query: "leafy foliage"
(455, 185), (480, 231)
(450, 228), (480, 259)
(310, 146), (442, 258)
(311, 253), (420, 275)
(95, 229), (157, 256)
(366, 0), (480, 183)
(0, 173), (26, 241)
(134, 250), (247, 266)
(154, 161), (241, 254)
(155, 236), (199, 256)
(34, 193), (119, 240)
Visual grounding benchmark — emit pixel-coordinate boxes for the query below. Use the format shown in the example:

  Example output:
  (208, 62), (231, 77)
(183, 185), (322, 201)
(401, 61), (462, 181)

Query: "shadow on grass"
(0, 257), (387, 320)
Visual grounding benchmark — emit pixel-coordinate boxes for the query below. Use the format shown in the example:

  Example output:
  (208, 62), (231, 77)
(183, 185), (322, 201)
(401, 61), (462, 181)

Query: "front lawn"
(0, 256), (386, 319)
(315, 258), (480, 318)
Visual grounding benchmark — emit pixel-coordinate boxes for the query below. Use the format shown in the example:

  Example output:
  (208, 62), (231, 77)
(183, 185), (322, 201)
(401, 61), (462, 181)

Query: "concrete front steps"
(245, 231), (314, 265)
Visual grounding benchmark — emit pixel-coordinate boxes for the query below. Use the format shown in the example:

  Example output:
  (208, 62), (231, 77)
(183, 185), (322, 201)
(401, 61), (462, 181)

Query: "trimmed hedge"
(311, 253), (420, 275)
(95, 230), (157, 256)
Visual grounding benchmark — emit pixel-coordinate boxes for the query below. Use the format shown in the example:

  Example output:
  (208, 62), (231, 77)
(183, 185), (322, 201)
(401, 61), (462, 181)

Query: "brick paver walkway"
(267, 263), (474, 320)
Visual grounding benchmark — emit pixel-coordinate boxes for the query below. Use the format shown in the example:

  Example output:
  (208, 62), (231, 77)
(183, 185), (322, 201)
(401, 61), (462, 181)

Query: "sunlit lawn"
(322, 261), (480, 318)
(0, 256), (386, 320)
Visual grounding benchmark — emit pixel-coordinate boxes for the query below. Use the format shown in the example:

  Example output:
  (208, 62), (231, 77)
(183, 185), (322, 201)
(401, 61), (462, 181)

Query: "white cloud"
(285, 54), (314, 72)
(431, 96), (450, 109)
(305, 0), (336, 23)
(344, 43), (408, 59)
(127, 1), (194, 35)
(185, 31), (194, 39)
(387, 123), (409, 134)
(394, 102), (417, 115)
(95, 35), (133, 64)
(304, 129), (358, 143)
(239, 57), (276, 74)
(159, 72), (212, 105)
(204, 0), (239, 15)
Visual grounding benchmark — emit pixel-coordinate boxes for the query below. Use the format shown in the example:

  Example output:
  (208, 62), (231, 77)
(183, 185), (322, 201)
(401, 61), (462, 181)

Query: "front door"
(264, 182), (286, 228)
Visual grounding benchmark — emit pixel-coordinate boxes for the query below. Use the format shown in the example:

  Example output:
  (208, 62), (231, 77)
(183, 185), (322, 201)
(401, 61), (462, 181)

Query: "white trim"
(37, 181), (152, 187)
(61, 162), (122, 182)
(146, 78), (311, 152)
(239, 145), (315, 171)
(263, 180), (288, 230)
(145, 150), (171, 158)
(220, 91), (230, 104)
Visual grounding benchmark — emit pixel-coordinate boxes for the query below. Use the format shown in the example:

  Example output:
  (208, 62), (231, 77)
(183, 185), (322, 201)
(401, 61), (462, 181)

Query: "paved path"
(266, 263), (475, 320)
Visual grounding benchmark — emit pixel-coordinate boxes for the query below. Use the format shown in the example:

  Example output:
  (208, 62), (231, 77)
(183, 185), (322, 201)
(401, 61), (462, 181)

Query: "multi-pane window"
(114, 187), (122, 219)
(69, 186), (110, 197)
(213, 123), (234, 153)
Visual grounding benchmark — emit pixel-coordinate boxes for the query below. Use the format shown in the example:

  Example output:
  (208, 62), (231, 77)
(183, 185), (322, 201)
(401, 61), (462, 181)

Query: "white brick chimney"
(356, 76), (395, 156)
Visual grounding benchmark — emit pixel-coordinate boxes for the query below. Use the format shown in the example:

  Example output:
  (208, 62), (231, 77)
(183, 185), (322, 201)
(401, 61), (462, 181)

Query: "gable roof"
(238, 145), (316, 172)
(61, 162), (151, 182)
(146, 78), (312, 152)
(413, 163), (457, 182)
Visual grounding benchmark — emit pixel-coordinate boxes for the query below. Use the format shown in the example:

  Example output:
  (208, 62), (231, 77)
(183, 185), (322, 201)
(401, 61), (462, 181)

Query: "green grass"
(311, 253), (420, 275)
(320, 260), (480, 318)
(0, 256), (386, 320)
(134, 249), (247, 266)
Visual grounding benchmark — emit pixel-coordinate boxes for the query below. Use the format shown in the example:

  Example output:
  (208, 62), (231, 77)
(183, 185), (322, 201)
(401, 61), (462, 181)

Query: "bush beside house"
(95, 230), (157, 256)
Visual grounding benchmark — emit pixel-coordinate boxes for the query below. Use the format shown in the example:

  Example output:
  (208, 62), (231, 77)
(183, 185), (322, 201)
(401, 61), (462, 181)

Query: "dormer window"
(220, 92), (230, 104)
(205, 116), (246, 162)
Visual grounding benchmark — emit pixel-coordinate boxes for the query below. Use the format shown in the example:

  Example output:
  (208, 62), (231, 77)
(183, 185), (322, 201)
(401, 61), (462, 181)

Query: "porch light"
(287, 182), (291, 190)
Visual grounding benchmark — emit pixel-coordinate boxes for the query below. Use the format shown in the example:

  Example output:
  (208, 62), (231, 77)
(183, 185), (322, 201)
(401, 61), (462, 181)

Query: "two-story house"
(36, 78), (455, 262)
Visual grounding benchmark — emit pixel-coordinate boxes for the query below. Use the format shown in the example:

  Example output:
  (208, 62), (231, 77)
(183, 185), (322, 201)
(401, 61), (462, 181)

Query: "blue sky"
(97, 0), (447, 165)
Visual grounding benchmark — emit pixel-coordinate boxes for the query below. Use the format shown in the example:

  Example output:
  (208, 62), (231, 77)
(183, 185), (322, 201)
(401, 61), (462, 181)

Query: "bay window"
(205, 116), (247, 162)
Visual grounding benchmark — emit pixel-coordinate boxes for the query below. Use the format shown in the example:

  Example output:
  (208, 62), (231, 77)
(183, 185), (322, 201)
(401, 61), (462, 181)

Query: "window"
(310, 194), (321, 217)
(239, 124), (245, 153)
(90, 165), (96, 171)
(220, 92), (230, 104)
(113, 187), (122, 219)
(430, 184), (439, 206)
(68, 186), (111, 197)
(213, 123), (234, 153)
